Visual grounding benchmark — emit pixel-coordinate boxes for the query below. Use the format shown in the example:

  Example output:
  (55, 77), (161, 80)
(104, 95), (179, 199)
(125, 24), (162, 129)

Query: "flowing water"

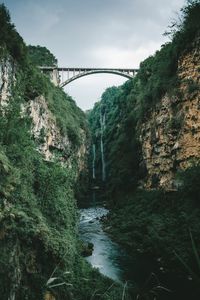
(79, 206), (126, 282)
(79, 206), (199, 300)
(79, 205), (154, 285)
(100, 110), (106, 182)
(92, 143), (96, 179)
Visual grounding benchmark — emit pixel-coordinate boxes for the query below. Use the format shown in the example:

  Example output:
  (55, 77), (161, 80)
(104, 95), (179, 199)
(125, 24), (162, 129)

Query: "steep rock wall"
(0, 57), (16, 107)
(140, 39), (200, 190)
(0, 55), (89, 299)
(0, 57), (88, 174)
(27, 94), (88, 172)
(27, 95), (71, 161)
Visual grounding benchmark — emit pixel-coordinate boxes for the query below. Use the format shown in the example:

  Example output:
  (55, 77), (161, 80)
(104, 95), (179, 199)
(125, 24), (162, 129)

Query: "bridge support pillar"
(49, 69), (60, 86)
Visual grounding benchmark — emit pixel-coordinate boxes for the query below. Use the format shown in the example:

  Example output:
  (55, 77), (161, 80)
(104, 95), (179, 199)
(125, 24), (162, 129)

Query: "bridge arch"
(60, 69), (134, 87)
(39, 67), (138, 88)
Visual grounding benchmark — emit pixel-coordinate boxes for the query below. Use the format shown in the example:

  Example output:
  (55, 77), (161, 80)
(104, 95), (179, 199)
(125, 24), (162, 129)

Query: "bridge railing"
(38, 66), (139, 87)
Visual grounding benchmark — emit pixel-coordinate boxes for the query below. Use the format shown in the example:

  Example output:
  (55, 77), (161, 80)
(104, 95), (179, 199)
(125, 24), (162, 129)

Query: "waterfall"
(92, 143), (96, 179)
(100, 110), (106, 182)
(92, 190), (96, 205)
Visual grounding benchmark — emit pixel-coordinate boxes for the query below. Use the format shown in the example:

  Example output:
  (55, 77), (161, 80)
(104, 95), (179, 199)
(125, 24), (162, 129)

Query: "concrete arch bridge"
(39, 66), (138, 87)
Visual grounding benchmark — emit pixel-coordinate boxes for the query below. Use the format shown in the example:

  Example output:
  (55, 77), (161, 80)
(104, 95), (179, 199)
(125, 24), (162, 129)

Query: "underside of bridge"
(39, 66), (138, 87)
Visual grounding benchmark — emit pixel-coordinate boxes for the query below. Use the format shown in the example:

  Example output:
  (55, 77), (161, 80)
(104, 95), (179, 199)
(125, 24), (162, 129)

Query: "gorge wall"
(89, 35), (200, 200)
(0, 57), (16, 107)
(0, 55), (87, 300)
(140, 37), (200, 190)
(1, 1), (200, 299)
(0, 6), (124, 300)
(88, 2), (200, 280)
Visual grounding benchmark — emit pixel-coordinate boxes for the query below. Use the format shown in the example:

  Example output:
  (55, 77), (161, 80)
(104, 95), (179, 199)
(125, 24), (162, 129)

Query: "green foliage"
(88, 1), (200, 207)
(27, 45), (57, 66)
(105, 181), (200, 274)
(170, 0), (200, 50)
(88, 2), (200, 295)
(186, 79), (199, 94)
(136, 41), (180, 120)
(178, 164), (200, 202)
(167, 113), (184, 130)
(0, 4), (27, 63)
(0, 5), (113, 300)
(70, 258), (131, 300)
(0, 59), (109, 299)
(23, 65), (48, 100)
(0, 98), (76, 299)
(131, 0), (200, 122)
(37, 127), (46, 144)
(0, 147), (20, 198)
(1, 1), (200, 299)
(44, 82), (88, 147)
(88, 85), (142, 205)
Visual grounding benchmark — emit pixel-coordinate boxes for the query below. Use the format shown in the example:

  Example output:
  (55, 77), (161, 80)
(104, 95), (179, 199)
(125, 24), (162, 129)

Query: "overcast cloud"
(2, 0), (186, 110)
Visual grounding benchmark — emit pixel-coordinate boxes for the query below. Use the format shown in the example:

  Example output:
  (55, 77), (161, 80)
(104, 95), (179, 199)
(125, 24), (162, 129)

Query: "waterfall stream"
(100, 110), (106, 182)
(92, 143), (96, 179)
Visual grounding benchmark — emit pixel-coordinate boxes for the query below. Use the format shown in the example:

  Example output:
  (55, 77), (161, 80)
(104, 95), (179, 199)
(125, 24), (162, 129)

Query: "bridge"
(39, 66), (138, 87)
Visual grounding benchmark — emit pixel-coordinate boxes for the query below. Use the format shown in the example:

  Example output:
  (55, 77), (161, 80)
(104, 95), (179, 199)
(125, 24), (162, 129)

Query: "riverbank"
(102, 189), (200, 300)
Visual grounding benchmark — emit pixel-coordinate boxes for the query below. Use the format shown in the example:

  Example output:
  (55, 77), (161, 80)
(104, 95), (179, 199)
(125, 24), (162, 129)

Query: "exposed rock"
(140, 39), (200, 190)
(0, 57), (16, 107)
(0, 56), (88, 176)
(50, 69), (60, 86)
(81, 242), (94, 257)
(23, 95), (88, 173)
(44, 291), (56, 300)
(27, 95), (71, 162)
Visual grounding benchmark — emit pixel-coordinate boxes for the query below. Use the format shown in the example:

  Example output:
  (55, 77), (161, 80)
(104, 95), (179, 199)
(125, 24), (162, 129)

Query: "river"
(79, 206), (199, 300)
(79, 206), (154, 285)
(79, 206), (125, 282)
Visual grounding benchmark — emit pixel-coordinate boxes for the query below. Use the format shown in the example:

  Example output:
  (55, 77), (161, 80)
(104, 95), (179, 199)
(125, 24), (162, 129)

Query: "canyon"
(0, 2), (200, 300)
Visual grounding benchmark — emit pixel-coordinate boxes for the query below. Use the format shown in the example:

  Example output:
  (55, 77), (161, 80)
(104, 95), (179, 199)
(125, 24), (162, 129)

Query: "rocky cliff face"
(27, 95), (87, 172)
(0, 53), (89, 300)
(26, 96), (70, 160)
(0, 57), (87, 174)
(0, 57), (16, 107)
(140, 38), (200, 190)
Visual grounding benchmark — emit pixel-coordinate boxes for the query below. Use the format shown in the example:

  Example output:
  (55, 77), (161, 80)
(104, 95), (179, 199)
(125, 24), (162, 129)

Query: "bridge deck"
(39, 66), (138, 87)
(39, 66), (138, 72)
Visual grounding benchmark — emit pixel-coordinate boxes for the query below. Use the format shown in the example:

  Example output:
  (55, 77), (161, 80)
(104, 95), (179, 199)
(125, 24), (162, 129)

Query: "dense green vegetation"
(0, 4), (125, 300)
(89, 0), (200, 201)
(28, 45), (58, 66)
(103, 167), (200, 299)
(0, 101), (78, 299)
(130, 0), (200, 123)
(1, 1), (200, 299)
(0, 4), (27, 63)
(88, 1), (200, 298)
(88, 85), (142, 204)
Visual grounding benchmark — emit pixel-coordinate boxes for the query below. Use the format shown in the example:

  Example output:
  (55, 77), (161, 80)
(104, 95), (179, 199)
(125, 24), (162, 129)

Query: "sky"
(3, 0), (186, 111)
